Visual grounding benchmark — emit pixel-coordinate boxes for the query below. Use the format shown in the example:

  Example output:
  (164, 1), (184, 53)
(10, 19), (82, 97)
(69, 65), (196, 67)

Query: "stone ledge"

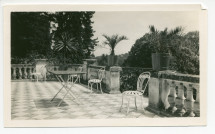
(151, 70), (199, 83)
(110, 66), (122, 72)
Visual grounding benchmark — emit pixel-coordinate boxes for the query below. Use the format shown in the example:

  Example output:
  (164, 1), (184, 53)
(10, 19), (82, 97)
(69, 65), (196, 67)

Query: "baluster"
(194, 85), (200, 117)
(175, 82), (186, 116)
(161, 79), (170, 110)
(18, 67), (22, 79)
(23, 67), (27, 79)
(12, 67), (17, 79)
(29, 67), (33, 79)
(168, 81), (177, 113)
(184, 84), (195, 117)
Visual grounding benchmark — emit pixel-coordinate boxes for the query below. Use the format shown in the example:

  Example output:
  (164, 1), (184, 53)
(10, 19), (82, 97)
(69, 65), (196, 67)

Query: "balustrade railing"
(11, 64), (34, 80)
(148, 71), (200, 117)
(11, 64), (84, 80)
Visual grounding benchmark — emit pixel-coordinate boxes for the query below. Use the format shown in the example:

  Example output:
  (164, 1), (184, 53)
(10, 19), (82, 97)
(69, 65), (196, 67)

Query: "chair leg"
(119, 94), (124, 112)
(126, 98), (130, 115)
(135, 97), (137, 111)
(141, 96), (143, 109)
(141, 96), (145, 113)
(90, 83), (93, 93)
(36, 75), (38, 82)
(88, 82), (90, 89)
(100, 83), (103, 94)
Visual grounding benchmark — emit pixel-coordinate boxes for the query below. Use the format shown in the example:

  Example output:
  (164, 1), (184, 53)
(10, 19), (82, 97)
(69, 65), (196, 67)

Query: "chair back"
(137, 72), (151, 93)
(98, 68), (105, 81)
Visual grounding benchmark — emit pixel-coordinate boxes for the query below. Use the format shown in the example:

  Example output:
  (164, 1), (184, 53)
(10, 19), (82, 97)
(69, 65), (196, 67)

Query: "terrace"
(11, 60), (200, 120)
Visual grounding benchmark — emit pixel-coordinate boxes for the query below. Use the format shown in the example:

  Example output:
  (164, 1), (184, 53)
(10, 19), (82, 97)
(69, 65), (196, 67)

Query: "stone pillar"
(146, 77), (161, 114)
(109, 66), (122, 94)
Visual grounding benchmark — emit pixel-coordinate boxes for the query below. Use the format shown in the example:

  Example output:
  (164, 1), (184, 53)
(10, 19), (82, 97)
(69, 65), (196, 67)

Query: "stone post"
(146, 77), (161, 114)
(109, 66), (122, 94)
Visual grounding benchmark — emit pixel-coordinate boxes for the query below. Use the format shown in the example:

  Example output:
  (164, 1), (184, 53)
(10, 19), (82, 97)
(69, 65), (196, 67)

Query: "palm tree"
(148, 25), (183, 53)
(52, 32), (78, 63)
(102, 34), (128, 56)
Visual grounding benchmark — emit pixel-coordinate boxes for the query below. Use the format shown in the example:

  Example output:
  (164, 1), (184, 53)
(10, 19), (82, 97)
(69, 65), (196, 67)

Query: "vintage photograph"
(4, 4), (207, 127)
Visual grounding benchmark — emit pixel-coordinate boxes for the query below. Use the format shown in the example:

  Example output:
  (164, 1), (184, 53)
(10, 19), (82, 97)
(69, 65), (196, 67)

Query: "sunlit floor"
(11, 81), (161, 120)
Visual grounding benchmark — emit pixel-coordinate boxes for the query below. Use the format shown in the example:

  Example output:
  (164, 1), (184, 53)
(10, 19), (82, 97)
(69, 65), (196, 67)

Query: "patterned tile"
(11, 81), (160, 120)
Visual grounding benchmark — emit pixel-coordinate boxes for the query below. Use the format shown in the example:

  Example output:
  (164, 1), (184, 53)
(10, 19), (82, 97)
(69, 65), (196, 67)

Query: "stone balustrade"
(11, 64), (84, 80)
(147, 71), (200, 117)
(11, 64), (34, 79)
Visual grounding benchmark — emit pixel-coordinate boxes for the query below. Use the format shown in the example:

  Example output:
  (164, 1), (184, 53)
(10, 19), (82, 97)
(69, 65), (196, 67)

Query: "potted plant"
(102, 34), (128, 66)
(148, 25), (183, 71)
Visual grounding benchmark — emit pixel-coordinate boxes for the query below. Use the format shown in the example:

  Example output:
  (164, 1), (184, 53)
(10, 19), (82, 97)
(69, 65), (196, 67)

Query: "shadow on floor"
(34, 98), (69, 108)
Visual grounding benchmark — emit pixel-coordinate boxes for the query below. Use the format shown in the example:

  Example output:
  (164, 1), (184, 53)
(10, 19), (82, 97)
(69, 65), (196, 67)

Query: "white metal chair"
(88, 68), (105, 94)
(119, 72), (151, 114)
(68, 66), (83, 83)
(31, 66), (47, 82)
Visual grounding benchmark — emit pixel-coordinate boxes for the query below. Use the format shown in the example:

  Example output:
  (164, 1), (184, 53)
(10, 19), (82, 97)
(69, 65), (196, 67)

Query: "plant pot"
(108, 55), (118, 66)
(151, 53), (171, 71)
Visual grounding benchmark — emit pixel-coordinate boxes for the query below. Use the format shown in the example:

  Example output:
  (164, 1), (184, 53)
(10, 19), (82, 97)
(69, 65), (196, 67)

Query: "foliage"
(124, 26), (199, 75)
(102, 34), (128, 55)
(51, 12), (98, 64)
(123, 40), (152, 68)
(11, 12), (51, 60)
(120, 67), (152, 96)
(169, 31), (199, 74)
(96, 54), (108, 66)
(96, 53), (129, 67)
(11, 12), (98, 64)
(147, 25), (183, 53)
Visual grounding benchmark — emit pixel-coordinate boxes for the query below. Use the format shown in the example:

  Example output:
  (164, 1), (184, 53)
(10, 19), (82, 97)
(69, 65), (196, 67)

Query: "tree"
(124, 26), (199, 75)
(102, 34), (128, 66)
(11, 12), (51, 63)
(102, 34), (128, 55)
(123, 39), (152, 68)
(51, 32), (79, 63)
(51, 12), (98, 64)
(96, 54), (108, 66)
(147, 25), (183, 53)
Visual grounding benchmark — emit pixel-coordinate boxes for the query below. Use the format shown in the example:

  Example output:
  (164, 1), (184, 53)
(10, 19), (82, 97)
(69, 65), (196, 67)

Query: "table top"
(48, 70), (86, 75)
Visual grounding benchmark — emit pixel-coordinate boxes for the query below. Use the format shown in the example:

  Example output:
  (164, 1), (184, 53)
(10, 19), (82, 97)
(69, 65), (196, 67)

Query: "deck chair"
(119, 72), (151, 114)
(31, 66), (47, 82)
(68, 66), (83, 83)
(88, 68), (105, 94)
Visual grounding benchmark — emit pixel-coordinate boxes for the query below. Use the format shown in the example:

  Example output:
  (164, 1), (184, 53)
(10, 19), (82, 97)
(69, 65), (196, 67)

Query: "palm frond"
(168, 26), (183, 36)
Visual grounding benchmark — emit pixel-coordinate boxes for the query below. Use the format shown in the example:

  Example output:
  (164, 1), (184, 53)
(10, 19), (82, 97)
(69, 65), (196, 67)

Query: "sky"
(92, 11), (199, 56)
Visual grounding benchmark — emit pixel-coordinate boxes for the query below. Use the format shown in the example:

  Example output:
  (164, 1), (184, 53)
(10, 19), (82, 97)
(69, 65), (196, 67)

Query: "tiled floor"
(11, 81), (160, 120)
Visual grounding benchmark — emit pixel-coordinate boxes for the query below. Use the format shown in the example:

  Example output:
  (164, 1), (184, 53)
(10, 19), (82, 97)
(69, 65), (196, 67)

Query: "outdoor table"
(48, 70), (86, 107)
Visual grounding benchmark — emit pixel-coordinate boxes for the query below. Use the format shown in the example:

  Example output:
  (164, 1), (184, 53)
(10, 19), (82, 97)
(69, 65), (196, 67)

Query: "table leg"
(55, 74), (82, 106)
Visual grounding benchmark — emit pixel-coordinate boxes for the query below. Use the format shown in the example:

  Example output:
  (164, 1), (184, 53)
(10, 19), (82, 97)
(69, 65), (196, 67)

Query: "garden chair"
(31, 66), (47, 82)
(88, 68), (105, 94)
(119, 72), (151, 114)
(68, 66), (83, 83)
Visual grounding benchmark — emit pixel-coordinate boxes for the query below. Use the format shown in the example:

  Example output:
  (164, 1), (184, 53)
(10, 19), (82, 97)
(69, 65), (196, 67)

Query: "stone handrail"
(147, 71), (200, 117)
(11, 64), (84, 80)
